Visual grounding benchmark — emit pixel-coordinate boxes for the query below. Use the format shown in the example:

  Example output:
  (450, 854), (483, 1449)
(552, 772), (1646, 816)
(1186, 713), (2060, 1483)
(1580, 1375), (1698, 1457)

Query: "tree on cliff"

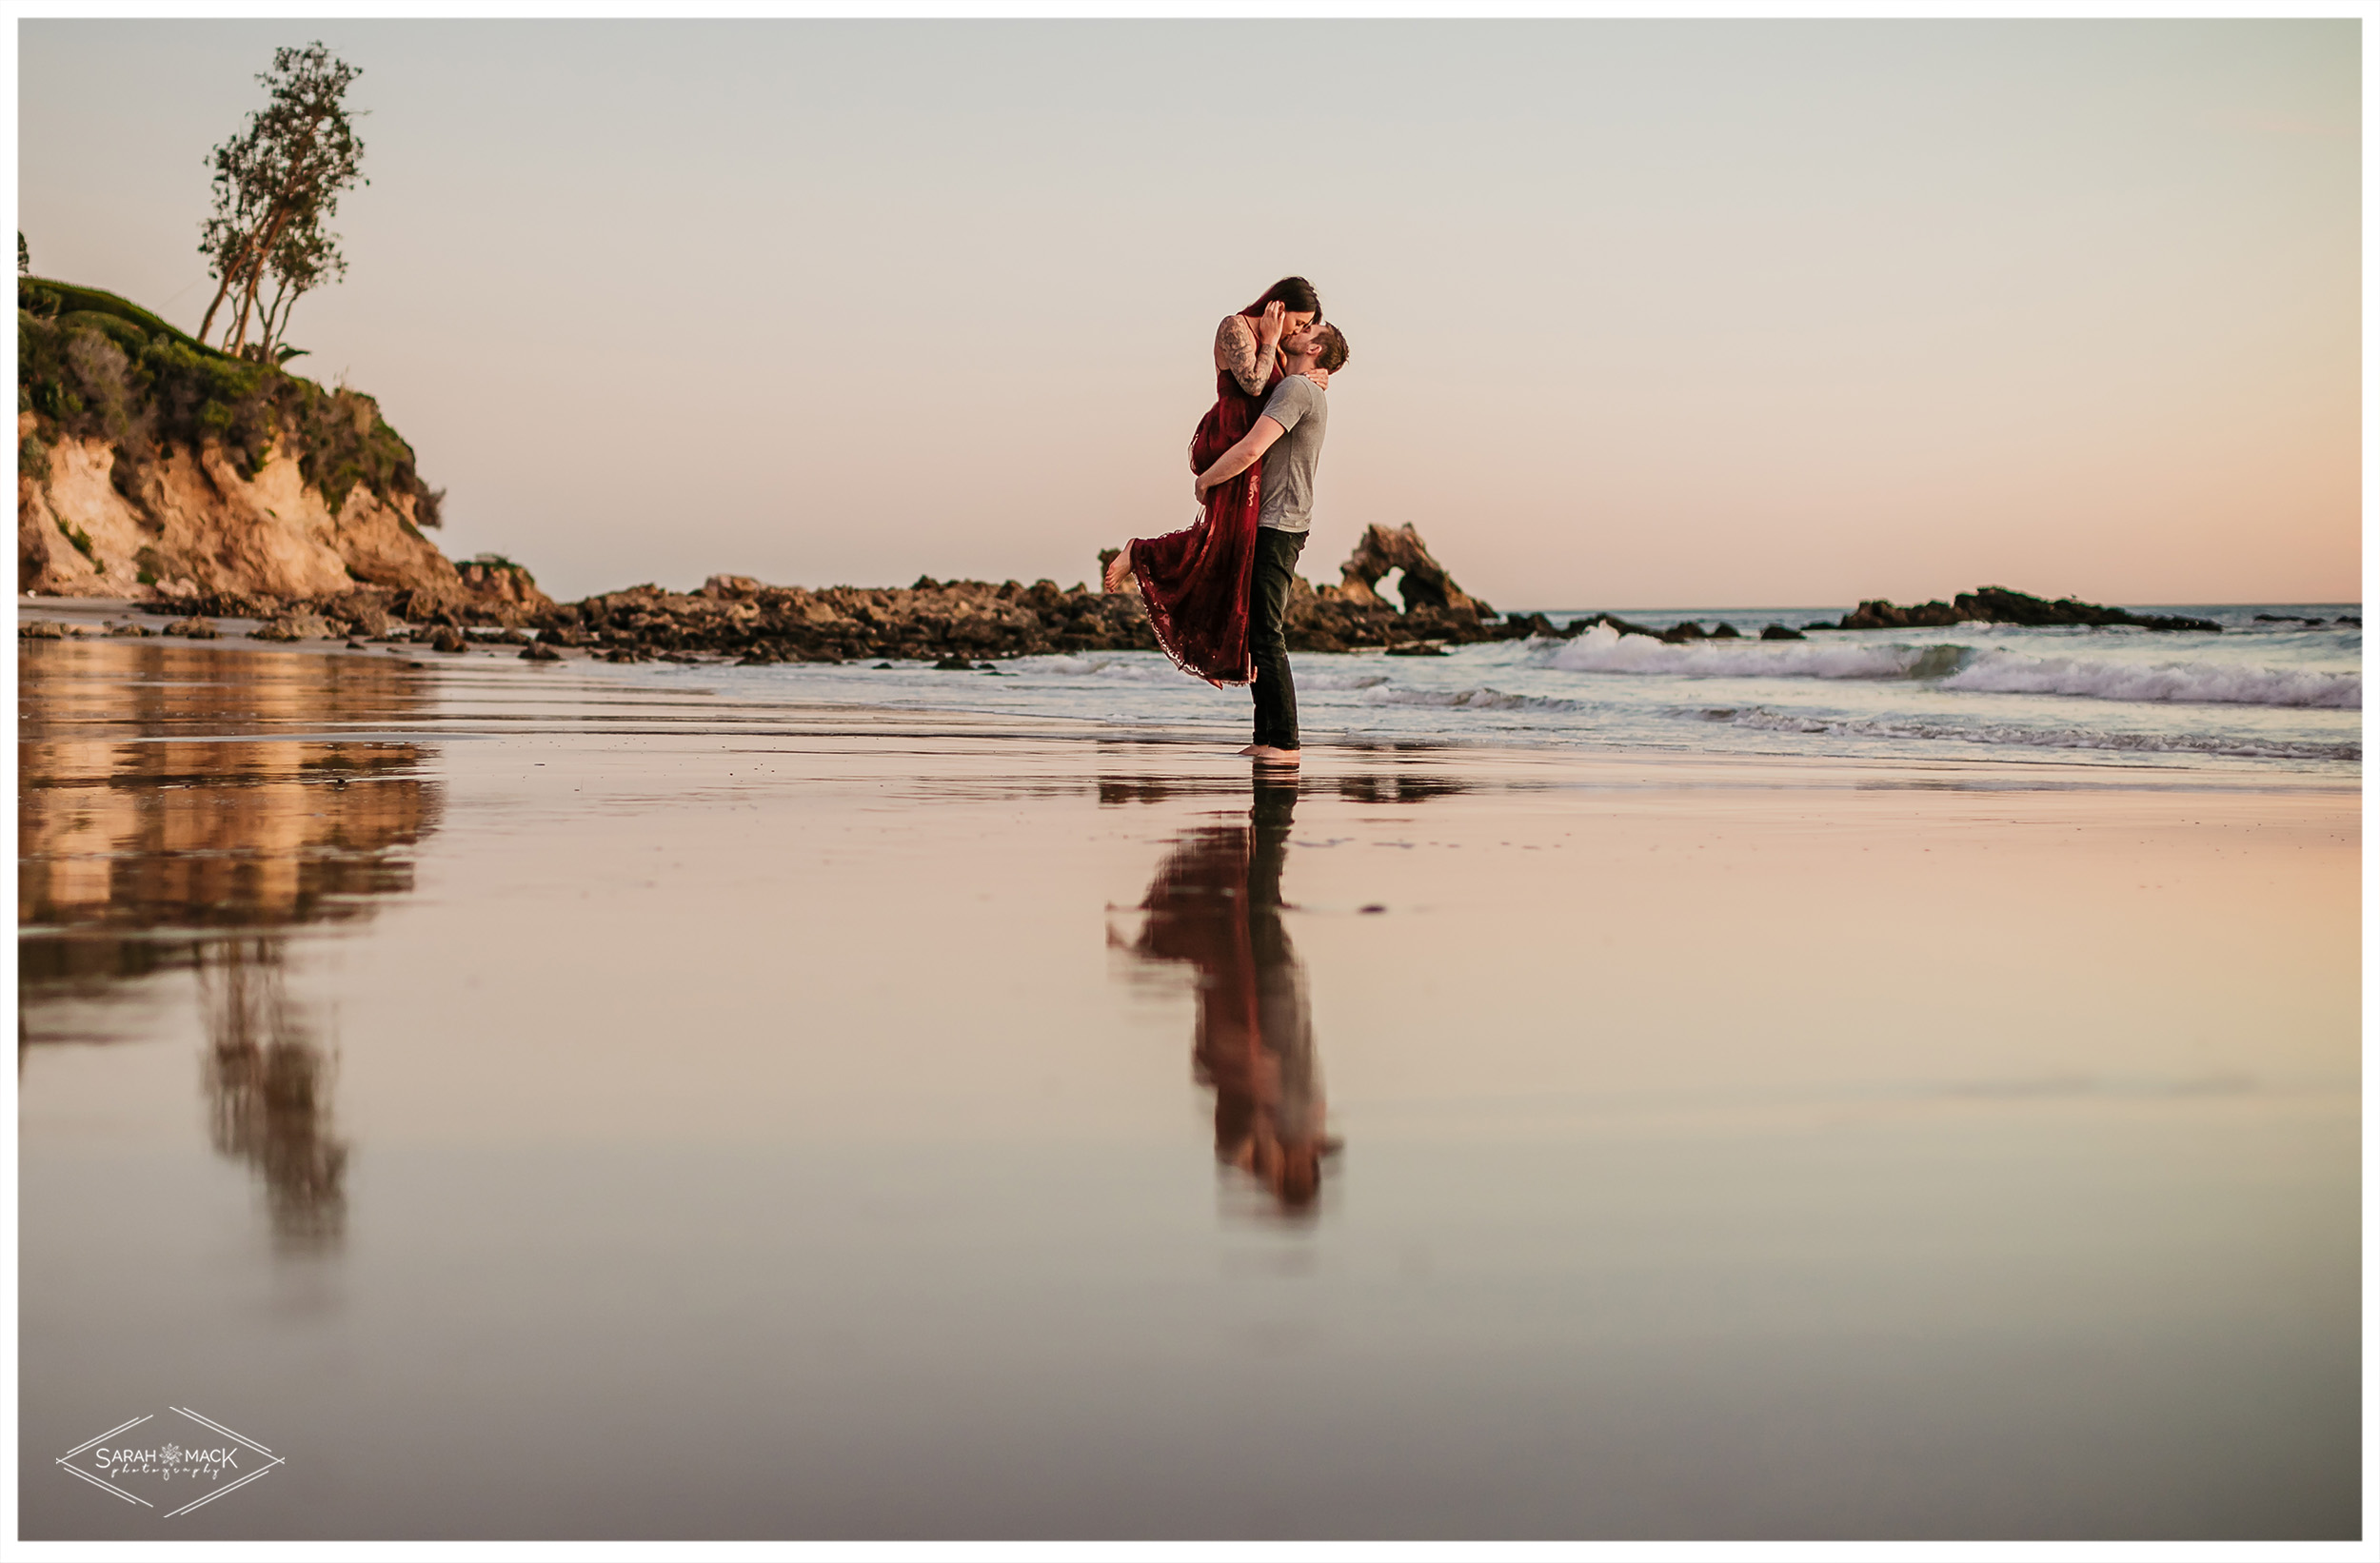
(195, 43), (367, 361)
(255, 219), (344, 362)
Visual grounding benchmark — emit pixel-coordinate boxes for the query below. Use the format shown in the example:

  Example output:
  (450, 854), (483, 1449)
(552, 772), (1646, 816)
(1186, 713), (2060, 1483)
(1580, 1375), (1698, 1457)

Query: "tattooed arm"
(1215, 307), (1284, 397)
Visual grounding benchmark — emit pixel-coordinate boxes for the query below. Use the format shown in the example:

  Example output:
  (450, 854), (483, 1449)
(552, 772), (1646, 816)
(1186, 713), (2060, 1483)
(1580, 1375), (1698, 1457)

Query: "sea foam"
(1941, 650), (2359, 709)
(1693, 705), (2361, 762)
(1541, 624), (1959, 680)
(1361, 684), (1580, 713)
(1539, 625), (2359, 709)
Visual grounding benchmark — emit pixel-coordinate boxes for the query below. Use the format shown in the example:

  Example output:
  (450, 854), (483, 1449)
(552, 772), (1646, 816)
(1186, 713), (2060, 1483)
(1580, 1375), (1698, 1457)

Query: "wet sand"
(17, 638), (2361, 1538)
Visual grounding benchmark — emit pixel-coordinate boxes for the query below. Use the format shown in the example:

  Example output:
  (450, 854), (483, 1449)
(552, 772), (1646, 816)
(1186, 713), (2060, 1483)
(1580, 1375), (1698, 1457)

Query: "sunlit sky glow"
(19, 19), (2360, 606)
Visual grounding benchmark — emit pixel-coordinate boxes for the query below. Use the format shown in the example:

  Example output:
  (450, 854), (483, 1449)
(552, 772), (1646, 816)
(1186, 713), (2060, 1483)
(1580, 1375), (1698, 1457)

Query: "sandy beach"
(14, 11), (2363, 1546)
(16, 634), (2360, 1538)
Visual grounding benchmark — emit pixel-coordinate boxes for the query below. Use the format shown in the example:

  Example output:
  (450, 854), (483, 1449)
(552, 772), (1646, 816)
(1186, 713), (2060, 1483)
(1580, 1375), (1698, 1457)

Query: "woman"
(1121, 773), (1335, 1213)
(1104, 277), (1324, 685)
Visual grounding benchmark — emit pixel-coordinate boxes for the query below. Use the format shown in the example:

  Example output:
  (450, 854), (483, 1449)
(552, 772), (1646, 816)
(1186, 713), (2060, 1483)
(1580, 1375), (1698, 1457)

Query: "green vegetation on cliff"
(18, 275), (441, 525)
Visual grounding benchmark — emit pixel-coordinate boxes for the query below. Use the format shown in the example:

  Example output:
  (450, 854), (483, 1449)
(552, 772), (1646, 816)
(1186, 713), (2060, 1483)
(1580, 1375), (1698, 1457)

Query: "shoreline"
(18, 592), (2361, 794)
(18, 593), (2359, 787)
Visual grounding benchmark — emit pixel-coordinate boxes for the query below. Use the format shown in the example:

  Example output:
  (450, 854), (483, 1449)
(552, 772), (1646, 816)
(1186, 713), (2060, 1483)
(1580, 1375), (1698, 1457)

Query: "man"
(1192, 318), (1351, 764)
(1126, 771), (1337, 1213)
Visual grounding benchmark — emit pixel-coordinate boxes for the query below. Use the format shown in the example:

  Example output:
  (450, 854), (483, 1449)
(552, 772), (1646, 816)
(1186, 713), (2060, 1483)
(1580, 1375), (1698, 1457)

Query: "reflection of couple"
(1127, 775), (1336, 1212)
(1104, 278), (1352, 766)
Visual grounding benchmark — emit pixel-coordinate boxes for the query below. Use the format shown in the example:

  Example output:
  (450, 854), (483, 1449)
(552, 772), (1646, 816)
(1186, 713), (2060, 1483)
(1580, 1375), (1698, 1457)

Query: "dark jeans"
(1250, 527), (1306, 750)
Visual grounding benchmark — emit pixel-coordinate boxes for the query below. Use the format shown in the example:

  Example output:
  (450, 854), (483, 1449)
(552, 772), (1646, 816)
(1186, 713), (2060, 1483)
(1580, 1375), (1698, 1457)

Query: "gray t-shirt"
(1256, 374), (1327, 533)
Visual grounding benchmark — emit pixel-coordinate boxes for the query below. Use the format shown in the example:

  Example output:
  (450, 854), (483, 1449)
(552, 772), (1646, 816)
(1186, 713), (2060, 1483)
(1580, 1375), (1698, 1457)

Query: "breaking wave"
(1689, 705), (2361, 762)
(1541, 624), (1958, 680)
(1941, 651), (2359, 709)
(1024, 653), (1201, 683)
(1359, 685), (1582, 714)
(1538, 625), (2359, 709)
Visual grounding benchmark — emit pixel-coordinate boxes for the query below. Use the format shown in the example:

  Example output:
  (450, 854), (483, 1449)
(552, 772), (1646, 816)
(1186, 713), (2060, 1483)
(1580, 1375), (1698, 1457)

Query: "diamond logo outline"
(54, 1405), (288, 1517)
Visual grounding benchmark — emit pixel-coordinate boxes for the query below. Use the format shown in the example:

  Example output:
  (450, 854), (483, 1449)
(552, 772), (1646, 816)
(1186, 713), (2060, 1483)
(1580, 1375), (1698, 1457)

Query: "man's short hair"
(1314, 323), (1350, 374)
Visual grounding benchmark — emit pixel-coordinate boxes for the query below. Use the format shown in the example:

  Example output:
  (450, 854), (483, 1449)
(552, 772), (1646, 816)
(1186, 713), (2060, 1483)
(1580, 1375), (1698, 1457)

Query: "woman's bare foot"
(1240, 744), (1300, 764)
(1101, 547), (1135, 594)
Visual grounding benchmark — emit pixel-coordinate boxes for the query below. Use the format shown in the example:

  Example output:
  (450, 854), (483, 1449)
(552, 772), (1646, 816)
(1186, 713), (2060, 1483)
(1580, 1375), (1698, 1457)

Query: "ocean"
(639, 602), (2362, 773)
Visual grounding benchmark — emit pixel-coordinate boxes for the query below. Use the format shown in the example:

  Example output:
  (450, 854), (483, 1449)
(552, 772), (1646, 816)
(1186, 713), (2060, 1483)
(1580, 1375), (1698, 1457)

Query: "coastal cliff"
(17, 276), (544, 618)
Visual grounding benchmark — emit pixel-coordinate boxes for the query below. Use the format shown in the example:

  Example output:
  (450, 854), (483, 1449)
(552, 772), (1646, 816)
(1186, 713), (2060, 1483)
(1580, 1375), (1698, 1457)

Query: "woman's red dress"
(1126, 312), (1283, 686)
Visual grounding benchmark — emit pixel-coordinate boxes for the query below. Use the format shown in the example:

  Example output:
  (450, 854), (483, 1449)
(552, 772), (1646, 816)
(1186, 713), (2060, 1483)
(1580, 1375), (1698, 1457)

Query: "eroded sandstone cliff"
(18, 276), (539, 619)
(18, 418), (475, 603)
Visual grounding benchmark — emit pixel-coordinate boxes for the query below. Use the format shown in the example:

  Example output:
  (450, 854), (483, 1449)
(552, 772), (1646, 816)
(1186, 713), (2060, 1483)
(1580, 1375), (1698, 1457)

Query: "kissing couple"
(1104, 277), (1350, 766)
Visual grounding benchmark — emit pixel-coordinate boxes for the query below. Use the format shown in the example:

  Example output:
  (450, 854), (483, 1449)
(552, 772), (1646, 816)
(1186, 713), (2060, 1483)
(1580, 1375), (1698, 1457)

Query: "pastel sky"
(18, 20), (2360, 607)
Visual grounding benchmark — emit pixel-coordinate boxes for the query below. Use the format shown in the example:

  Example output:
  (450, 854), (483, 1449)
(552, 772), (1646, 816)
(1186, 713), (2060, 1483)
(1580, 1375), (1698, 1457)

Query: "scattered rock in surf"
(520, 642), (560, 661)
(163, 617), (219, 639)
(429, 627), (467, 654)
(1817, 586), (2221, 633)
(1761, 624), (1805, 641)
(1555, 613), (1720, 645)
(251, 613), (335, 642)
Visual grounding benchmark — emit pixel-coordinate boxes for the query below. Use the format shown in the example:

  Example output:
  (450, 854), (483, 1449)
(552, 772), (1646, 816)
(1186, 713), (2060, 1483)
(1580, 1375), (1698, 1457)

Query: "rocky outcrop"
(1322, 523), (1494, 618)
(506, 526), (1539, 665)
(1814, 586), (2221, 634)
(455, 557), (551, 612)
(123, 570), (555, 637)
(18, 275), (536, 622)
(2254, 612), (2358, 627)
(1536, 586), (2224, 646)
(538, 575), (1164, 663)
(1284, 566), (1522, 653)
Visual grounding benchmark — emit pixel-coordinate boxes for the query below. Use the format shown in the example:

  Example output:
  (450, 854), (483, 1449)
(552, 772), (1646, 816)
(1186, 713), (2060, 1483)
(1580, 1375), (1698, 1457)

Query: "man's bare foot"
(1241, 744), (1301, 764)
(1101, 548), (1135, 594)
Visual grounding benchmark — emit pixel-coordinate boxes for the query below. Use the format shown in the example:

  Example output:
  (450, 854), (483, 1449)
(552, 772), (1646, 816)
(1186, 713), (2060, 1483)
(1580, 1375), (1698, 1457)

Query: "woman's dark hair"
(1244, 275), (1321, 317)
